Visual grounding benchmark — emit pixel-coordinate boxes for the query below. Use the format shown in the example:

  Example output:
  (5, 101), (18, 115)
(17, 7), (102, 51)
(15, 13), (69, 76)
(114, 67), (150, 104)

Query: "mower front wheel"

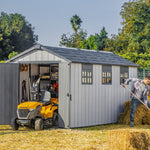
(35, 118), (43, 130)
(11, 117), (19, 130)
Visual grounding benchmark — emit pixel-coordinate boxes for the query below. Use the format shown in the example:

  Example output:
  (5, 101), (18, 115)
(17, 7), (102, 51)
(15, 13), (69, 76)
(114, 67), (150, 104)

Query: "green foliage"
(60, 15), (87, 48)
(60, 2), (150, 67)
(60, 29), (87, 49)
(0, 60), (5, 63)
(81, 35), (98, 50)
(0, 12), (38, 60)
(117, 52), (150, 67)
(105, 0), (150, 67)
(81, 27), (108, 50)
(120, 0), (150, 54)
(70, 14), (82, 34)
(60, 15), (108, 50)
(8, 51), (18, 59)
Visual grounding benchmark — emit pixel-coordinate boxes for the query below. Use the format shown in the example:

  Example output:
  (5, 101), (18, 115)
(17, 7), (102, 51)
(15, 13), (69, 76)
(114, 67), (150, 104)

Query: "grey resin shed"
(0, 44), (139, 128)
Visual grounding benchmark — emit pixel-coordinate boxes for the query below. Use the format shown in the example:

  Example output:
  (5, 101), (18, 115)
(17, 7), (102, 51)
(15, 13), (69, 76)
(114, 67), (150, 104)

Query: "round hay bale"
(108, 129), (150, 150)
(129, 131), (150, 150)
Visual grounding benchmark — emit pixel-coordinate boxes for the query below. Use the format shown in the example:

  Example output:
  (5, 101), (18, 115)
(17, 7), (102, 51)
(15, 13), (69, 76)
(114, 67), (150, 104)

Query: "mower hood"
(18, 101), (42, 109)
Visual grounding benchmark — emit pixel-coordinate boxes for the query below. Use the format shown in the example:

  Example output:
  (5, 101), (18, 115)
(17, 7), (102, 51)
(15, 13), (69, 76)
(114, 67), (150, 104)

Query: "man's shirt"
(124, 78), (149, 103)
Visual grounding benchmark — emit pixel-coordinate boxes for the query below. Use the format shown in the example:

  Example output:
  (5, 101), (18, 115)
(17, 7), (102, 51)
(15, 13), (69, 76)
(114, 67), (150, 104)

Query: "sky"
(0, 0), (128, 47)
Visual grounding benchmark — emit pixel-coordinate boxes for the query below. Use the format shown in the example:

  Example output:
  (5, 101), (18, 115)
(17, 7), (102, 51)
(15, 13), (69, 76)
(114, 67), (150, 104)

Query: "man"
(122, 75), (150, 127)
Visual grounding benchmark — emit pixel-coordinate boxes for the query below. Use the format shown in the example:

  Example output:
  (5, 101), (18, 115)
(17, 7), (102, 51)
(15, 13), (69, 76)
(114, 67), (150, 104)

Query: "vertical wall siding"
(0, 64), (19, 124)
(59, 63), (70, 128)
(70, 63), (137, 128)
(13, 50), (67, 63)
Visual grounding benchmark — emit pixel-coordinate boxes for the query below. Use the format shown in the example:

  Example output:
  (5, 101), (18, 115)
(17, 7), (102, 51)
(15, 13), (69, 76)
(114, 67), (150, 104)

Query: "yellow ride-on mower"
(11, 91), (58, 130)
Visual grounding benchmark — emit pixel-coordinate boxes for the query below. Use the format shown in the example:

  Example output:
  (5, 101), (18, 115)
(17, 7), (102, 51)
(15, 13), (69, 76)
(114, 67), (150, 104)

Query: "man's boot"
(130, 121), (134, 127)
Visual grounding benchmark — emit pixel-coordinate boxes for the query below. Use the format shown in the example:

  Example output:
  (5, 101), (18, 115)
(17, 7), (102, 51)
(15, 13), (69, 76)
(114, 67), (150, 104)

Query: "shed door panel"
(59, 63), (70, 128)
(0, 63), (19, 124)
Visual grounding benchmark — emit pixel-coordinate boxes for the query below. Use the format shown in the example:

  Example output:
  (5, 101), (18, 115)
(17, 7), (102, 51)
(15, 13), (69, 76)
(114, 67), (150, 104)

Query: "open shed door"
(59, 62), (70, 128)
(0, 63), (19, 124)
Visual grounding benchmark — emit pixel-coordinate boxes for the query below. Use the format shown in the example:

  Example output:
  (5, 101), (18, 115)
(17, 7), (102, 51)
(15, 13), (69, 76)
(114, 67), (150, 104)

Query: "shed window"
(120, 67), (129, 84)
(82, 64), (93, 84)
(102, 65), (112, 84)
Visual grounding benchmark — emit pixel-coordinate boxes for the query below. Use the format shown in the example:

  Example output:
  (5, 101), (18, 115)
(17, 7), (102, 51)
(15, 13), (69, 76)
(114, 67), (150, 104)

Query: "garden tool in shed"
(21, 80), (28, 102)
(122, 85), (150, 111)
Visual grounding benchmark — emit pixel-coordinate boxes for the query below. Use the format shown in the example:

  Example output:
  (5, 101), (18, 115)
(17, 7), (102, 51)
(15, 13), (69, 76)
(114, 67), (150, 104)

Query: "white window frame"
(81, 64), (93, 84)
(102, 65), (112, 85)
(120, 66), (129, 84)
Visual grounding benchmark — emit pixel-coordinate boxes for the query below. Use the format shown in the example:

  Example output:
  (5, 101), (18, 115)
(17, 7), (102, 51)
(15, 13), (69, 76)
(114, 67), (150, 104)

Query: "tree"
(70, 14), (82, 34)
(0, 12), (38, 60)
(105, 0), (150, 67)
(60, 29), (87, 48)
(120, 0), (150, 54)
(60, 15), (87, 48)
(60, 15), (108, 50)
(81, 27), (108, 50)
(8, 51), (18, 59)
(0, 51), (18, 63)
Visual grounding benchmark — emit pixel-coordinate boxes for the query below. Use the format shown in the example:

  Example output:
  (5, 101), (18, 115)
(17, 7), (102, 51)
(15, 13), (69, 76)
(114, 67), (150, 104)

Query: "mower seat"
(40, 90), (51, 105)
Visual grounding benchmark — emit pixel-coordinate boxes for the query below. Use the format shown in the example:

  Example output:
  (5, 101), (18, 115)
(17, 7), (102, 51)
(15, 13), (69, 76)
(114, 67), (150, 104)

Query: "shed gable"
(11, 49), (68, 63)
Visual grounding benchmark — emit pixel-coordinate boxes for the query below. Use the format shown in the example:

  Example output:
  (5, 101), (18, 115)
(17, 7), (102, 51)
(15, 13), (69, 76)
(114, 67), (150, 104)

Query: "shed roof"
(8, 44), (139, 67)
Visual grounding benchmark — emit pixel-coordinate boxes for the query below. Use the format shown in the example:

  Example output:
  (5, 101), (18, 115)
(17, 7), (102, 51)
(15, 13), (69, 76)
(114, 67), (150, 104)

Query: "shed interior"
(18, 63), (59, 127)
(20, 63), (59, 103)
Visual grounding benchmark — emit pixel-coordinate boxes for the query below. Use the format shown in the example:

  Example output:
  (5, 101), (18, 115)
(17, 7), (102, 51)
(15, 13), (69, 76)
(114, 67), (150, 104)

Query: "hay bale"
(142, 110), (150, 125)
(108, 129), (150, 150)
(118, 89), (150, 125)
(148, 92), (150, 101)
(118, 100), (131, 125)
(144, 83), (150, 124)
(118, 100), (148, 125)
(134, 104), (147, 125)
(123, 100), (131, 113)
(117, 113), (125, 124)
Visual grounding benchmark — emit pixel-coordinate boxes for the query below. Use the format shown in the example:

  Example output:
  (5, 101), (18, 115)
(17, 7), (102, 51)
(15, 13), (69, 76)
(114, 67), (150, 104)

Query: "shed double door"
(58, 62), (70, 128)
(0, 63), (19, 124)
(0, 62), (70, 128)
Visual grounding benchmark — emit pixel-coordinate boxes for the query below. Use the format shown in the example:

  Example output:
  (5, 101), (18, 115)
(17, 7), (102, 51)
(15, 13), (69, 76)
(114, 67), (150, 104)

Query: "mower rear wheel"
(35, 118), (43, 130)
(11, 117), (19, 130)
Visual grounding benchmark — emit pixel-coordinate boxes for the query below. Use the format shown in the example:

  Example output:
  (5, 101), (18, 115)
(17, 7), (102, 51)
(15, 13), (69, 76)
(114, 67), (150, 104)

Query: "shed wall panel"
(12, 50), (67, 63)
(58, 62), (70, 128)
(70, 63), (137, 128)
(0, 64), (19, 124)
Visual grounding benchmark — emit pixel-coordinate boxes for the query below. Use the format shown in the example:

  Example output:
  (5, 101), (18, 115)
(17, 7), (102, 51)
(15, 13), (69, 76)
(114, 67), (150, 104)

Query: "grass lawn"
(1, 124), (150, 150)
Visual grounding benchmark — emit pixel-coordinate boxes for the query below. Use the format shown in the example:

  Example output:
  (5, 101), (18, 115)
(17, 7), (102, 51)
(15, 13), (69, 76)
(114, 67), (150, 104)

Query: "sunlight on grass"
(0, 124), (150, 150)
